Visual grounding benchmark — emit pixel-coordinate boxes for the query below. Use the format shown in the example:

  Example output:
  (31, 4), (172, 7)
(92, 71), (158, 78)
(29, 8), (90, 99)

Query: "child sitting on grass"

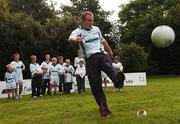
(4, 64), (16, 99)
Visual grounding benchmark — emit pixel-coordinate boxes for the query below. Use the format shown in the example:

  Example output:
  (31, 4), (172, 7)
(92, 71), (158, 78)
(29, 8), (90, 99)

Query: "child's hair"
(13, 53), (19, 56)
(6, 64), (12, 69)
(113, 56), (120, 62)
(58, 56), (63, 60)
(45, 54), (50, 57)
(79, 58), (85, 63)
(51, 57), (57, 61)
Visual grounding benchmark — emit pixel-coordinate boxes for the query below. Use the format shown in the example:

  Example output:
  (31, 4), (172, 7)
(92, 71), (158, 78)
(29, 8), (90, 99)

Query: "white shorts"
(16, 75), (24, 83)
(50, 76), (59, 85)
(6, 82), (16, 89)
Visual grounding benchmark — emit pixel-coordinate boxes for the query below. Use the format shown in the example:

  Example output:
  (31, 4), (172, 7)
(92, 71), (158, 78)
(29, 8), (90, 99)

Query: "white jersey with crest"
(70, 26), (107, 58)
(41, 61), (52, 79)
(49, 64), (64, 77)
(4, 72), (16, 89)
(64, 64), (75, 83)
(30, 63), (42, 77)
(10, 61), (25, 83)
(75, 65), (86, 78)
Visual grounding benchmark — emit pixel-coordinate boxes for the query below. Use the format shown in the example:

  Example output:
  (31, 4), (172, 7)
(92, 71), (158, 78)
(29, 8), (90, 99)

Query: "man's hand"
(69, 36), (83, 44)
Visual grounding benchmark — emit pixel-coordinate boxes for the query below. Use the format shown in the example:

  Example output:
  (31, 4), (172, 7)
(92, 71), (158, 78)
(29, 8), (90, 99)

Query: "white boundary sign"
(0, 72), (146, 98)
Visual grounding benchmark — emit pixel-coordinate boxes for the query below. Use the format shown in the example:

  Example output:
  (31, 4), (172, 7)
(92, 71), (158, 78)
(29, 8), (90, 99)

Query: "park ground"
(0, 76), (180, 124)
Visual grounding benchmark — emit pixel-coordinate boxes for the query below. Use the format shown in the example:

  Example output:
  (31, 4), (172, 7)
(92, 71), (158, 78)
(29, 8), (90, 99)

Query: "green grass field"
(0, 76), (180, 124)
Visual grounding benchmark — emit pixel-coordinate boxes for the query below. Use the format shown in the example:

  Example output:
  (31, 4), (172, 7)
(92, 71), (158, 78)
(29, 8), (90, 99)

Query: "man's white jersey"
(49, 64), (64, 77)
(41, 61), (52, 79)
(10, 61), (25, 82)
(30, 63), (42, 77)
(70, 26), (106, 58)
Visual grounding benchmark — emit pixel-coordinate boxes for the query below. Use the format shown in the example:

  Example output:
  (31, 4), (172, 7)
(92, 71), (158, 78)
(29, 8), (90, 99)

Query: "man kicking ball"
(68, 11), (120, 117)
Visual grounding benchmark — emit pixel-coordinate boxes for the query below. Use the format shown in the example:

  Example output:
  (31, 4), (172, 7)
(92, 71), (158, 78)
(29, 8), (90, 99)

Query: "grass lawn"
(0, 76), (180, 124)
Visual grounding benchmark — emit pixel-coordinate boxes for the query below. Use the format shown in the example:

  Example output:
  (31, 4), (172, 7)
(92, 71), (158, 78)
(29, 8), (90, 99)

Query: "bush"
(115, 43), (148, 72)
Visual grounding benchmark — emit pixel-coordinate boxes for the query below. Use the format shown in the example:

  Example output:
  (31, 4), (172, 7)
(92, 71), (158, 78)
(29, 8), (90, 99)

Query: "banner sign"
(0, 72), (146, 98)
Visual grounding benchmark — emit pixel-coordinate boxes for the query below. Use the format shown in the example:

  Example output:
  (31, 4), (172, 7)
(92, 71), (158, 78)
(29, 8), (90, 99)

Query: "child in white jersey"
(41, 54), (52, 95)
(112, 56), (125, 91)
(30, 55), (43, 98)
(63, 59), (75, 94)
(4, 64), (16, 99)
(75, 58), (86, 94)
(49, 57), (64, 95)
(58, 56), (65, 93)
(10, 53), (25, 99)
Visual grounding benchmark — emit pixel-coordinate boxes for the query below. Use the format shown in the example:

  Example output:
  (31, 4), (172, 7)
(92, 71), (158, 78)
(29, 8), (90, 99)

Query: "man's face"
(82, 14), (94, 29)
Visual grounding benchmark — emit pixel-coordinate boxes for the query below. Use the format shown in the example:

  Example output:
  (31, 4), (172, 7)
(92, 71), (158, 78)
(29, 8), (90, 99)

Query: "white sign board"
(0, 72), (146, 98)
(124, 72), (147, 86)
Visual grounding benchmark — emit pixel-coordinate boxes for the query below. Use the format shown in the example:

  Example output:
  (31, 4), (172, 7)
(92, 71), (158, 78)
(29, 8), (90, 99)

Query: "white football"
(136, 110), (147, 117)
(70, 89), (76, 93)
(151, 25), (175, 48)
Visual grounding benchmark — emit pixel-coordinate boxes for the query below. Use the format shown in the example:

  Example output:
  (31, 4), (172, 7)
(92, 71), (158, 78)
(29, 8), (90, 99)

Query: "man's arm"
(68, 35), (83, 44)
(102, 40), (113, 58)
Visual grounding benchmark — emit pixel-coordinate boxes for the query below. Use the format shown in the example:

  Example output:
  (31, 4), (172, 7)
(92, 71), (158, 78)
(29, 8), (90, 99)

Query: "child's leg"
(12, 89), (15, 98)
(54, 85), (57, 94)
(15, 83), (18, 97)
(76, 77), (81, 94)
(36, 75), (42, 97)
(31, 77), (36, 97)
(64, 83), (67, 94)
(19, 83), (23, 97)
(68, 83), (72, 94)
(49, 84), (53, 95)
(82, 77), (85, 92)
(7, 89), (10, 99)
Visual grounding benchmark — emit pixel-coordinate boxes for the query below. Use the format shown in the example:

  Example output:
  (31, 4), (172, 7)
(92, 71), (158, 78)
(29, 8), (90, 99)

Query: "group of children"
(29, 54), (87, 98)
(4, 52), (87, 99)
(4, 50), (125, 99)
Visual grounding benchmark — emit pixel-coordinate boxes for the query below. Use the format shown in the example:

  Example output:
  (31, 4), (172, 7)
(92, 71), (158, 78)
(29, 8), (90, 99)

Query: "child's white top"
(64, 64), (75, 83)
(41, 61), (52, 79)
(49, 64), (64, 77)
(10, 61), (25, 76)
(4, 72), (16, 84)
(112, 62), (123, 72)
(30, 63), (42, 76)
(75, 65), (86, 78)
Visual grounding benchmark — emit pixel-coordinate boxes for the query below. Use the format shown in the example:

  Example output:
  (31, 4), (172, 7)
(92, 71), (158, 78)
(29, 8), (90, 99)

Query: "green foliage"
(60, 0), (112, 37)
(9, 0), (55, 23)
(115, 43), (148, 72)
(0, 0), (9, 20)
(44, 16), (80, 57)
(118, 0), (180, 74)
(0, 0), (113, 79)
